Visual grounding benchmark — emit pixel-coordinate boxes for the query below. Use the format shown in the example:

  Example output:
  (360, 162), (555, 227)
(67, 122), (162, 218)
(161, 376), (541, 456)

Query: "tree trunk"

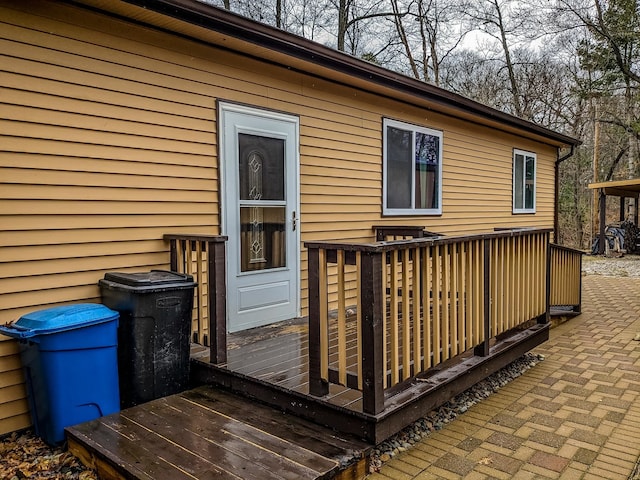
(337, 0), (348, 51)
(492, 0), (522, 117)
(276, 0), (283, 28)
(391, 0), (420, 79)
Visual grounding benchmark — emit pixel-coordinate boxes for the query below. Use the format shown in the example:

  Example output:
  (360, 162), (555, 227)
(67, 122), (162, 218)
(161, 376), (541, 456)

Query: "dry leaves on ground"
(0, 430), (96, 480)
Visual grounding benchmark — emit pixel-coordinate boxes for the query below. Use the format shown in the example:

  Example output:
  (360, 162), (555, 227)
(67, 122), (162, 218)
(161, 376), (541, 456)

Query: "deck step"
(66, 386), (371, 480)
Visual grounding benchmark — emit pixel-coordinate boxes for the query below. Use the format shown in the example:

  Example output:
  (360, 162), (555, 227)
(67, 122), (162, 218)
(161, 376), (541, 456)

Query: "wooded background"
(203, 0), (640, 250)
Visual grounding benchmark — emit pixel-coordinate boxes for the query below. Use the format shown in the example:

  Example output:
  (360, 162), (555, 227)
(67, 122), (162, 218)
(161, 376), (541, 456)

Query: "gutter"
(554, 145), (577, 240)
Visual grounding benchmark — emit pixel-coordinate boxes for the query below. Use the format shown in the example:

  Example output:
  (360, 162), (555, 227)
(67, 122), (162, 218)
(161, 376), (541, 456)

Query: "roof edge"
(117, 0), (580, 147)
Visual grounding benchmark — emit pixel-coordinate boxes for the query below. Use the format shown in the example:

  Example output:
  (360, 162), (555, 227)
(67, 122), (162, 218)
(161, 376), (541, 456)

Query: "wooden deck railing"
(550, 244), (583, 314)
(305, 229), (551, 415)
(164, 234), (228, 364)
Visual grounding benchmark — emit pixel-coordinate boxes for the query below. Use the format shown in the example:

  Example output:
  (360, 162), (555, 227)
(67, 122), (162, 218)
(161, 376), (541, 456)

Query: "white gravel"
(582, 254), (640, 277)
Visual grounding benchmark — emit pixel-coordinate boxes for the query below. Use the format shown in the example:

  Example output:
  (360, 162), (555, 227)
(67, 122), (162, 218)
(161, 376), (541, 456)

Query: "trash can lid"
(0, 303), (119, 339)
(102, 270), (194, 287)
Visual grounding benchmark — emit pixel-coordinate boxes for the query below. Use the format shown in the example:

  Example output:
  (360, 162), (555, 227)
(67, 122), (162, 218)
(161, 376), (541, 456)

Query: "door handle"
(292, 211), (297, 231)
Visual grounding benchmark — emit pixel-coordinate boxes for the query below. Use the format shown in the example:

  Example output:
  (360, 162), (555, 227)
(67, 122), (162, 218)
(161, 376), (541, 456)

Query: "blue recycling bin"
(0, 303), (120, 445)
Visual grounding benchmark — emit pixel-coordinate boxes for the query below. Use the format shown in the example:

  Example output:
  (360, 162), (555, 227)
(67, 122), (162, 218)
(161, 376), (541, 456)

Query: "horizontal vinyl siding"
(0, 1), (558, 433)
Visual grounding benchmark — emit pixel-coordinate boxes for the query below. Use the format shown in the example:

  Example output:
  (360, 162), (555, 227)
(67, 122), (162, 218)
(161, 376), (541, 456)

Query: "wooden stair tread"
(66, 386), (371, 480)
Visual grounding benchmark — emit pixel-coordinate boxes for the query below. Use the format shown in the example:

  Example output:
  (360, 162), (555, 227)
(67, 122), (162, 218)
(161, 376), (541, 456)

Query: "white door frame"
(218, 102), (300, 333)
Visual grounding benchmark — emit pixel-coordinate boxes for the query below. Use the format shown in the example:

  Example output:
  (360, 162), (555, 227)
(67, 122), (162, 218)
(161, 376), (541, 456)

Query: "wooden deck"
(191, 315), (549, 444)
(66, 385), (371, 480)
(66, 316), (549, 479)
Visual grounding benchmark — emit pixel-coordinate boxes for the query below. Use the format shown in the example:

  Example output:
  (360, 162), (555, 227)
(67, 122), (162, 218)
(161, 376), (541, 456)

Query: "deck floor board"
(67, 386), (370, 480)
(219, 318), (364, 411)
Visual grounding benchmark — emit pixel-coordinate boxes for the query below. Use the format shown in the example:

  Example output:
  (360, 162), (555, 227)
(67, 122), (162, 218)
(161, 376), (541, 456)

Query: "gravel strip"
(368, 352), (543, 474)
(582, 254), (640, 277)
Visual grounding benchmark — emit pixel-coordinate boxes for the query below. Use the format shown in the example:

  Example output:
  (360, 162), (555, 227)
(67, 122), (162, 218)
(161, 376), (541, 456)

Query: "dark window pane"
(387, 126), (412, 209)
(240, 207), (286, 272)
(415, 132), (439, 209)
(238, 134), (285, 201)
(514, 153), (524, 210)
(525, 155), (535, 209)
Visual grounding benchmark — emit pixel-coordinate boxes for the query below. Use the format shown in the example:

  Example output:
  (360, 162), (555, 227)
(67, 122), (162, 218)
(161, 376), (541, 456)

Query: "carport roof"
(588, 179), (640, 197)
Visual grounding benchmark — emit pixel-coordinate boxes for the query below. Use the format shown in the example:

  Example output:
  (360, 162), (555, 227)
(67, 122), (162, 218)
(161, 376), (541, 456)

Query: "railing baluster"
(457, 243), (465, 354)
(412, 247), (421, 376)
(195, 240), (204, 344)
(474, 240), (483, 345)
(382, 253), (388, 389)
(432, 245), (441, 364)
(442, 245), (450, 361)
(402, 249), (411, 380)
(450, 243), (458, 357)
(464, 242), (473, 349)
(422, 246), (432, 370)
(390, 250), (399, 385)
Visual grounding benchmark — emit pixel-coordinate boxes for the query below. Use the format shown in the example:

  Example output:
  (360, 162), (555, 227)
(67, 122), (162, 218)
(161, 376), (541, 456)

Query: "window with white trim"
(513, 149), (536, 213)
(383, 118), (443, 215)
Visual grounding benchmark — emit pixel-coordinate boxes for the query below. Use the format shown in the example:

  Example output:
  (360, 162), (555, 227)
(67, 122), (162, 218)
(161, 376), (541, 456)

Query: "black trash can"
(99, 270), (197, 408)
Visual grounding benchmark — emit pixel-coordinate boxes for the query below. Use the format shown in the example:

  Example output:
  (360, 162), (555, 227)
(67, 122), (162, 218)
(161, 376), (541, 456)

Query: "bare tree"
(389, 0), (467, 85)
(463, 0), (534, 117)
(329, 0), (398, 53)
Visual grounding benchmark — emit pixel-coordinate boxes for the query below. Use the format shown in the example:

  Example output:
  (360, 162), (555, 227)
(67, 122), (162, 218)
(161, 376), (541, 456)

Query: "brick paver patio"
(368, 275), (640, 479)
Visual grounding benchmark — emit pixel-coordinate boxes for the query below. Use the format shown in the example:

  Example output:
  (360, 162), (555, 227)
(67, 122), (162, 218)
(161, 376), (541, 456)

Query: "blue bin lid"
(0, 303), (119, 339)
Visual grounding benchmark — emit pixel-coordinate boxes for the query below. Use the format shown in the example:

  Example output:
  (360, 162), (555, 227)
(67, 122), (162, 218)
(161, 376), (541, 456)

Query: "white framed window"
(383, 118), (443, 215)
(513, 149), (536, 214)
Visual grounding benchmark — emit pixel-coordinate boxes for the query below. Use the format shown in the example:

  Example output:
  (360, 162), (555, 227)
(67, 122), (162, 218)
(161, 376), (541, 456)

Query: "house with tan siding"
(0, 0), (580, 437)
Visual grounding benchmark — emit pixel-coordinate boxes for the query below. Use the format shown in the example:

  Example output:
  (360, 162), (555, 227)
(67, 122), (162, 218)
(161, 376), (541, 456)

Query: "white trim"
(382, 118), (443, 216)
(218, 102), (301, 330)
(512, 148), (537, 214)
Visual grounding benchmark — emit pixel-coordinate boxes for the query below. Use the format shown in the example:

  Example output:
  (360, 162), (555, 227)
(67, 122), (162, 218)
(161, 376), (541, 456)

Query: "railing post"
(209, 239), (227, 364)
(361, 250), (385, 415)
(598, 191), (606, 254)
(576, 249), (583, 314)
(474, 238), (491, 357)
(308, 247), (329, 397)
(169, 239), (178, 271)
(543, 233), (551, 324)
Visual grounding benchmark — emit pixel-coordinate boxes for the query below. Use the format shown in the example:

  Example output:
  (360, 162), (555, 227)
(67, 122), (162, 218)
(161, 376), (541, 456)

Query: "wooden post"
(598, 190), (606, 254)
(308, 247), (329, 397)
(620, 197), (625, 222)
(209, 240), (227, 365)
(542, 233), (551, 324)
(474, 239), (491, 357)
(593, 103), (600, 244)
(169, 239), (178, 271)
(576, 249), (583, 314)
(360, 251), (385, 415)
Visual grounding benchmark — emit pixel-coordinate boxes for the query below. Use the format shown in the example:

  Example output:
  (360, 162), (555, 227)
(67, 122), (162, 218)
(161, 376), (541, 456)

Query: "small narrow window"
(513, 149), (536, 213)
(383, 119), (443, 215)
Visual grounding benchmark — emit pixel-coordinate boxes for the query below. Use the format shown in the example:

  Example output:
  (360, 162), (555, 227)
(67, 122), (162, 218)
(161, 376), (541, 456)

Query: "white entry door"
(220, 103), (300, 333)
